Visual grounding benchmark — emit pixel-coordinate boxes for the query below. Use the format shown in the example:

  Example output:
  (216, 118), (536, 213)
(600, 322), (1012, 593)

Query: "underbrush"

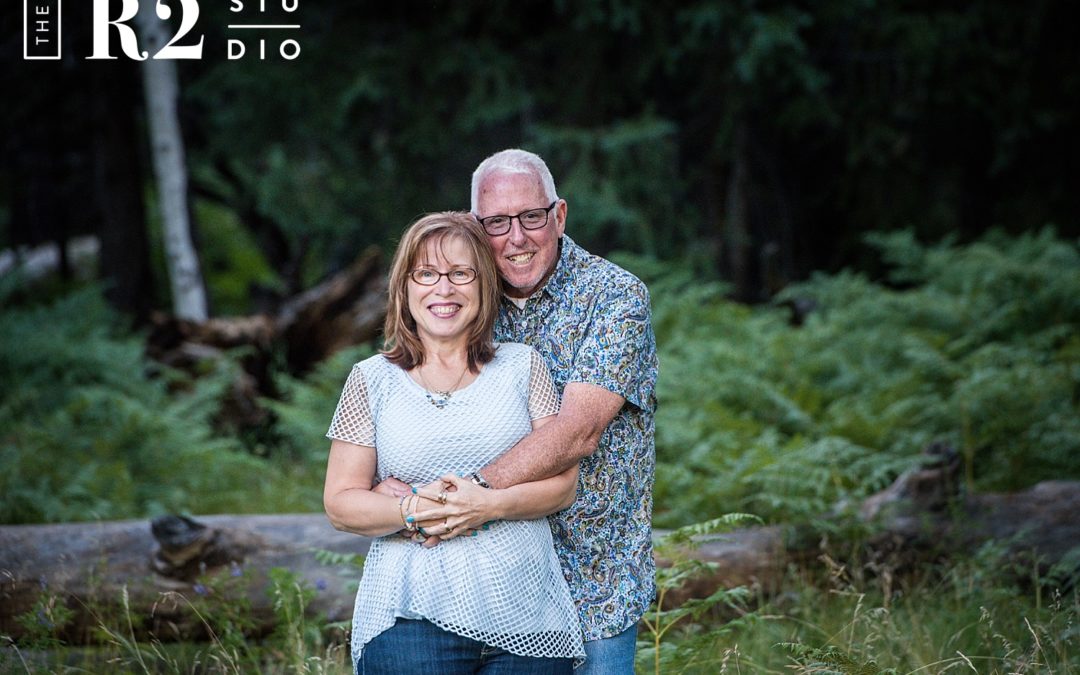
(2, 228), (1076, 527)
(5, 527), (1077, 674)
(636, 541), (1080, 674)
(2, 566), (353, 675)
(0, 282), (327, 524)
(632, 227), (1080, 528)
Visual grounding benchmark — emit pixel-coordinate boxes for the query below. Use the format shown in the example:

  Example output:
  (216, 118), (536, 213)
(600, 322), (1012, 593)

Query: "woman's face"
(407, 235), (481, 346)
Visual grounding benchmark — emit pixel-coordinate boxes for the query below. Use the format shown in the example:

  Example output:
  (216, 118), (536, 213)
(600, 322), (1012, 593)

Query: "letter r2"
(86, 0), (146, 60)
(86, 0), (203, 60)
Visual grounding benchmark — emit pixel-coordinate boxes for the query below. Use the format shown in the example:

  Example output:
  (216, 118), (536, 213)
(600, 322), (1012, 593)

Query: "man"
(382, 149), (657, 674)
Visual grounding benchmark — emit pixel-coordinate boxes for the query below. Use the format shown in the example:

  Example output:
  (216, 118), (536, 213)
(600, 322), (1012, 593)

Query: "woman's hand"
(412, 474), (496, 542)
(401, 492), (443, 545)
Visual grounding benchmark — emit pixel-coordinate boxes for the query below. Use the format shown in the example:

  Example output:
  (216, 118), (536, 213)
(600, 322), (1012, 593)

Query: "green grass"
(6, 549), (1075, 674)
(636, 553), (1080, 674)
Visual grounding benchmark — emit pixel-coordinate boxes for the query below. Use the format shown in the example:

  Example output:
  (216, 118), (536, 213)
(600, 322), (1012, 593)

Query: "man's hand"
(371, 475), (412, 499)
(370, 476), (438, 543)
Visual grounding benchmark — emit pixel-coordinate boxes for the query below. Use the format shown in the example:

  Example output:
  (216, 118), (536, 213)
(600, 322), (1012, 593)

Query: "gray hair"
(470, 149), (559, 212)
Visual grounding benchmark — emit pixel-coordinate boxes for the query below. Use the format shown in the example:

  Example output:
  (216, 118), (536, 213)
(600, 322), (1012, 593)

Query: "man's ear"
(554, 200), (568, 236)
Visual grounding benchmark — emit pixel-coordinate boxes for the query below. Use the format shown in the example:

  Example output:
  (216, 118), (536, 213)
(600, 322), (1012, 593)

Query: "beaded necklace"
(416, 362), (468, 409)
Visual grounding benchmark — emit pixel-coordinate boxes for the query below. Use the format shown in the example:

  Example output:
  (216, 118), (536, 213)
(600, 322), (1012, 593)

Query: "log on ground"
(0, 514), (368, 644)
(3, 462), (1078, 645)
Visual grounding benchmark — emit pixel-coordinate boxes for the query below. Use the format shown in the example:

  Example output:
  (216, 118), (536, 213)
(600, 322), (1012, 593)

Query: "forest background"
(2, 1), (1079, 672)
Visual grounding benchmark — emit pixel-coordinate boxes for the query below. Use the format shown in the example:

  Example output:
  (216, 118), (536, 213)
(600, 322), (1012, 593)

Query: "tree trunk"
(94, 66), (153, 323)
(135, 7), (208, 322)
(724, 122), (751, 301)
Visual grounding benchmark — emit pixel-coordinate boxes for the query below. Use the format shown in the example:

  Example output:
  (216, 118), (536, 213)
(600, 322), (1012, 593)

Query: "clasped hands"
(374, 473), (494, 548)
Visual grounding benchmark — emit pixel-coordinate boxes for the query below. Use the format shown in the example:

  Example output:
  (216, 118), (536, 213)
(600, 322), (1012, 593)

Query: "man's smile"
(506, 252), (535, 264)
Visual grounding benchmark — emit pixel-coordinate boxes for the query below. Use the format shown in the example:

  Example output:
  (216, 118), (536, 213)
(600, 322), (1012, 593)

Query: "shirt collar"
(541, 235), (577, 300)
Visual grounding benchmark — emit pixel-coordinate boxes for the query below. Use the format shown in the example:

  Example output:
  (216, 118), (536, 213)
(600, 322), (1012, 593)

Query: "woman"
(323, 211), (584, 674)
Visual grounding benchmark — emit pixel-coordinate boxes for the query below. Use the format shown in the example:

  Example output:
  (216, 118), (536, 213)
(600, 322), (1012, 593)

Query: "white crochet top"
(326, 342), (585, 662)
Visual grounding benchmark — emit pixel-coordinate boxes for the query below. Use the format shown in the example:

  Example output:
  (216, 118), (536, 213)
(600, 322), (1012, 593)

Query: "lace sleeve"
(326, 364), (376, 446)
(527, 349), (560, 420)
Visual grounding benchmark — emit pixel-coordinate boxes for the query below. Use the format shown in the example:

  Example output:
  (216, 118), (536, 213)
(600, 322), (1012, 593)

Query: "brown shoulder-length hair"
(382, 211), (499, 372)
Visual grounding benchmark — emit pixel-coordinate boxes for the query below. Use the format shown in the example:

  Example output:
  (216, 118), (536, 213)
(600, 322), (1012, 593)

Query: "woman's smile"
(427, 303), (461, 316)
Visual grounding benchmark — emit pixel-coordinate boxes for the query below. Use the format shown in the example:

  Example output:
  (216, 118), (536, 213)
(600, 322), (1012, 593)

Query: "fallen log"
(0, 514), (368, 644)
(274, 246), (388, 375)
(3, 458), (1078, 644)
(661, 446), (1080, 607)
(145, 245), (386, 377)
(143, 246), (387, 432)
(859, 444), (1080, 576)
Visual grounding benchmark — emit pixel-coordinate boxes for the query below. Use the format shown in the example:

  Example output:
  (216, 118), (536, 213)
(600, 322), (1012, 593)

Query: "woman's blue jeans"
(355, 618), (574, 675)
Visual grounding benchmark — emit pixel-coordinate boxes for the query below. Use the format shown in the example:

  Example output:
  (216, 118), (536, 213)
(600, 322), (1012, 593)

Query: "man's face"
(476, 171), (566, 298)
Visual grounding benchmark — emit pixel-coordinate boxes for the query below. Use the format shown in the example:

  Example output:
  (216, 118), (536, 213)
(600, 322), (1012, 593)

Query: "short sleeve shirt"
(494, 235), (658, 641)
(325, 344), (583, 661)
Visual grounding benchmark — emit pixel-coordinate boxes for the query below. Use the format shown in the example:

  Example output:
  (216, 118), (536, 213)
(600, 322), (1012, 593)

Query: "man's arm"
(407, 393), (617, 536)
(368, 383), (620, 498)
(480, 381), (625, 489)
(480, 273), (655, 489)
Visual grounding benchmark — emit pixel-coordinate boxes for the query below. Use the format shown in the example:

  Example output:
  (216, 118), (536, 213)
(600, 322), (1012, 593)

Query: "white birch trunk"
(135, 7), (208, 321)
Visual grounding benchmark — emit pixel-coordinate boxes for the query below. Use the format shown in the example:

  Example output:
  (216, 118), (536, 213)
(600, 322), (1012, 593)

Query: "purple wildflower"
(193, 583), (209, 596)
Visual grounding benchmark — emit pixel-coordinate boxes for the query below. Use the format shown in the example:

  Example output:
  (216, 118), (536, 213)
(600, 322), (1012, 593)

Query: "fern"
(652, 228), (1080, 527)
(779, 642), (892, 674)
(0, 285), (319, 523)
(265, 343), (377, 463)
(640, 514), (763, 675)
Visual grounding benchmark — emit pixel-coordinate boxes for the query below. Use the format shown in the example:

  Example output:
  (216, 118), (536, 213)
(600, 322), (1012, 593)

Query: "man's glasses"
(410, 267), (477, 286)
(476, 202), (557, 236)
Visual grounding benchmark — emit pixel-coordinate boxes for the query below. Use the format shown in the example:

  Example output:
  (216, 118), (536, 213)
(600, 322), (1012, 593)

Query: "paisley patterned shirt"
(494, 235), (658, 641)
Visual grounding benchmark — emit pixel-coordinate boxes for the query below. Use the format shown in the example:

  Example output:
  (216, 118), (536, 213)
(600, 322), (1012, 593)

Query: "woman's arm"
(412, 414), (579, 538)
(323, 439), (438, 537)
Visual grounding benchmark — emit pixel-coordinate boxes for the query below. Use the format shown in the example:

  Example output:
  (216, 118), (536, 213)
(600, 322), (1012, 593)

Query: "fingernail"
(411, 487), (417, 494)
(471, 531), (478, 537)
(406, 516), (414, 523)
(482, 523), (490, 530)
